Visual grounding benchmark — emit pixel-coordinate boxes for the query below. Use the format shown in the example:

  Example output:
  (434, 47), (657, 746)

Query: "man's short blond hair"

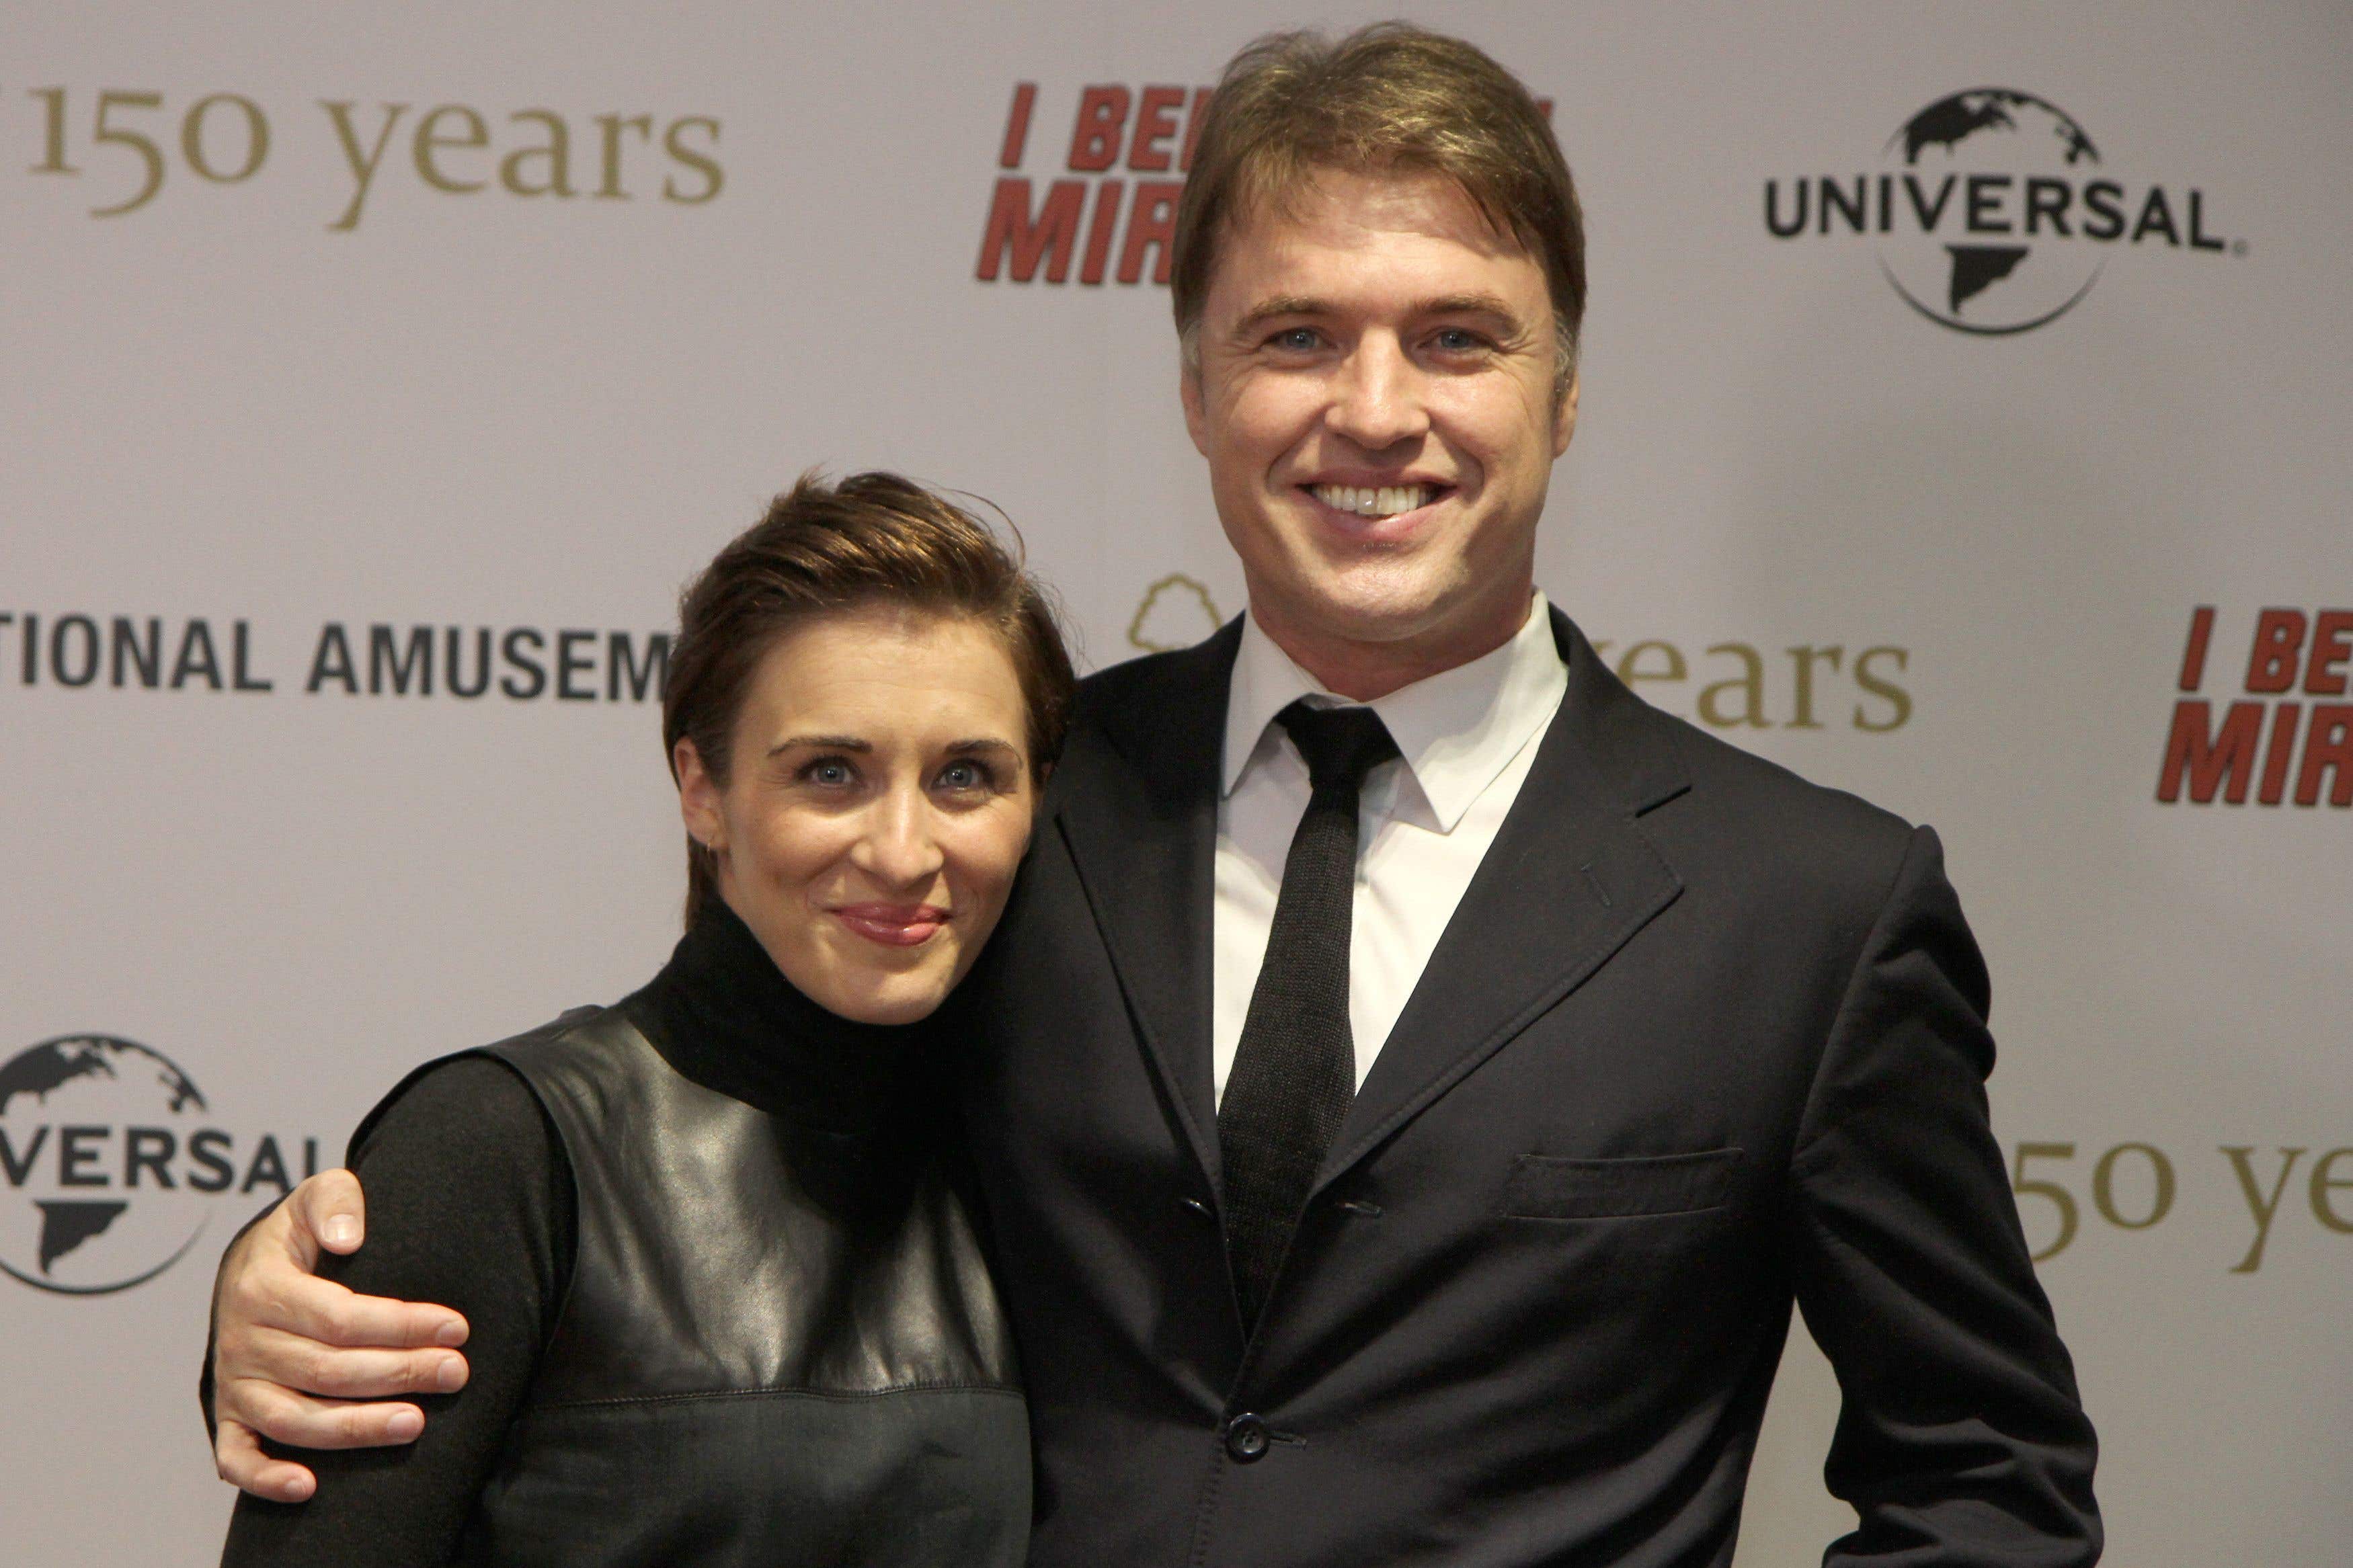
(1170, 23), (1587, 388)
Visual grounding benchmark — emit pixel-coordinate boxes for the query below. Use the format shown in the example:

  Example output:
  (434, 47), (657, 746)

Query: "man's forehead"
(1209, 168), (1542, 315)
(1226, 165), (1518, 256)
(1224, 165), (1534, 278)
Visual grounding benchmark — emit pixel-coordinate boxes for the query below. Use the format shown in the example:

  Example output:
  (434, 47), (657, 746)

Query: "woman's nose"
(852, 786), (947, 886)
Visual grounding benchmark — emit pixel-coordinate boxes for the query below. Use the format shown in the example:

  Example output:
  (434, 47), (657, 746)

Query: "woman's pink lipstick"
(832, 904), (949, 946)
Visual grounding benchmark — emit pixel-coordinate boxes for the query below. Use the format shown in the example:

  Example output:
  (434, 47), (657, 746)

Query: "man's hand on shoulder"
(208, 1168), (473, 1501)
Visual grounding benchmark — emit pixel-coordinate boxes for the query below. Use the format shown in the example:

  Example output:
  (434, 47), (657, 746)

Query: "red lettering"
(1127, 85), (1186, 171)
(2156, 699), (2262, 804)
(2245, 608), (2306, 693)
(2295, 704), (2353, 807)
(2302, 610), (2353, 696)
(2260, 702), (2301, 804)
(1079, 179), (1123, 285)
(975, 177), (1083, 283)
(1118, 180), (1183, 284)
(1179, 87), (1213, 171)
(2177, 604), (2215, 691)
(998, 83), (1037, 169)
(1068, 86), (1129, 173)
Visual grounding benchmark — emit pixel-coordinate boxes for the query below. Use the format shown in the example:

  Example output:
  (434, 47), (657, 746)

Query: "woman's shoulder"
(349, 1055), (548, 1172)
(347, 1003), (632, 1167)
(330, 1039), (580, 1318)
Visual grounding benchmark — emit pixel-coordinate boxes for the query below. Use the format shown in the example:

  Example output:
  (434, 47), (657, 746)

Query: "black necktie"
(1218, 699), (1400, 1330)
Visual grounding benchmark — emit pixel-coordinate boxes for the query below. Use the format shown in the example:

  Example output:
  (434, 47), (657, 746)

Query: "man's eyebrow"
(1232, 292), (1532, 337)
(1232, 295), (1329, 335)
(1417, 292), (1525, 324)
(767, 734), (871, 757)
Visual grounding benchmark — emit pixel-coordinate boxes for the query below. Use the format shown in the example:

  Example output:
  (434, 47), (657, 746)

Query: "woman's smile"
(831, 902), (951, 947)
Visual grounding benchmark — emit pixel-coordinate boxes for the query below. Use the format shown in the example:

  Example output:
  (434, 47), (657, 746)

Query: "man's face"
(1181, 167), (1577, 676)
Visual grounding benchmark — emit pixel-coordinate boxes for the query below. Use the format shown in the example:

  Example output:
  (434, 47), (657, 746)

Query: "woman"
(220, 472), (1074, 1567)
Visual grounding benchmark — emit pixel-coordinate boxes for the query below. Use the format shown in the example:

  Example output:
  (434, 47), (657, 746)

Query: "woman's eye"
(803, 757), (856, 787)
(936, 761), (988, 791)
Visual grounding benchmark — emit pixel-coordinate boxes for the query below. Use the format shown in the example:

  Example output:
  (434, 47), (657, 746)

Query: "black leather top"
(461, 905), (1029, 1567)
(221, 903), (1029, 1568)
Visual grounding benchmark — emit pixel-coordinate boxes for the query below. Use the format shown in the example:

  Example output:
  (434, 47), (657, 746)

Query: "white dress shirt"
(1213, 593), (1569, 1105)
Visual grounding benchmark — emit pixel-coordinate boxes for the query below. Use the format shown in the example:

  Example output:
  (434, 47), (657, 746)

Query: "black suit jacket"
(960, 610), (2099, 1568)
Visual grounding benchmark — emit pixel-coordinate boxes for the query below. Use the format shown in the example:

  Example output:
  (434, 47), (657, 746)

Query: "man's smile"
(1306, 481), (1449, 518)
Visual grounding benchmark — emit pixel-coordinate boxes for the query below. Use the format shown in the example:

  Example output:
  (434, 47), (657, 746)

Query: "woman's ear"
(674, 739), (725, 850)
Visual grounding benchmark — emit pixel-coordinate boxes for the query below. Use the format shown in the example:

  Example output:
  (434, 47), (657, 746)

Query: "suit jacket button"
(1225, 1413), (1271, 1462)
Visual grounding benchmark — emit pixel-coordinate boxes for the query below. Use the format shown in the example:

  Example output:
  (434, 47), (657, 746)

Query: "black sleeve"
(218, 1055), (575, 1568)
(1789, 826), (2102, 1567)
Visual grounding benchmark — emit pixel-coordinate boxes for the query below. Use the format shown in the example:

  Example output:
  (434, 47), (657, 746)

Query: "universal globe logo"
(0, 1034), (319, 1295)
(1765, 87), (2237, 336)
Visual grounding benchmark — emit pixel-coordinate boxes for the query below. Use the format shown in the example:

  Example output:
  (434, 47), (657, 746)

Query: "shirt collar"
(1221, 591), (1568, 833)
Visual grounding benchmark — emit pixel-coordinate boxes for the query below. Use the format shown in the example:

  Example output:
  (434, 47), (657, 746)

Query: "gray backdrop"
(5, 3), (2348, 1561)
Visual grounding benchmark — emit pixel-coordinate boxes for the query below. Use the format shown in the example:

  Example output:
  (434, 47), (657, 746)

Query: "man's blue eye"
(1274, 328), (1320, 350)
(1434, 328), (1484, 351)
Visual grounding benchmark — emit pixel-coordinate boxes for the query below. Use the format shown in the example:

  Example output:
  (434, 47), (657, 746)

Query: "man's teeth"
(1312, 483), (1433, 518)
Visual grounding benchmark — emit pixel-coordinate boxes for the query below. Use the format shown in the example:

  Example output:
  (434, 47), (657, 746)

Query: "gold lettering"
(2310, 1148), (2353, 1234)
(1616, 640), (1685, 693)
(1786, 644), (1844, 730)
(413, 104), (489, 194)
(500, 109), (574, 198)
(2222, 1145), (2307, 1272)
(321, 101), (409, 231)
(1852, 645), (1911, 731)
(1696, 643), (1769, 729)
(595, 112), (651, 199)
(663, 116), (723, 203)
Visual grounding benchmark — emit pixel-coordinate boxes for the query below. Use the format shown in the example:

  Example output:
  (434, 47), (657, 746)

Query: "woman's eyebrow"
(943, 738), (1022, 758)
(767, 734), (871, 757)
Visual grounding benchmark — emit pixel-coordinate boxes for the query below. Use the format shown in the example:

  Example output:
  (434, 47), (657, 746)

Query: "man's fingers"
(214, 1418), (318, 1503)
(227, 1250), (467, 1355)
(223, 1376), (428, 1452)
(298, 1279), (469, 1352)
(287, 1167), (367, 1255)
(249, 1324), (469, 1398)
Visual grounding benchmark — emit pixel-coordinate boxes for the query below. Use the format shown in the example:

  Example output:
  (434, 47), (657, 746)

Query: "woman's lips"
(832, 904), (949, 947)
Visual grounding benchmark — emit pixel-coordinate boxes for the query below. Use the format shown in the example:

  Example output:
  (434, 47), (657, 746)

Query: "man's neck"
(1246, 588), (1537, 702)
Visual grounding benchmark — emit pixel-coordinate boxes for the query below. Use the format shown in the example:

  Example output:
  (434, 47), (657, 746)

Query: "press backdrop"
(5, 3), (2348, 1563)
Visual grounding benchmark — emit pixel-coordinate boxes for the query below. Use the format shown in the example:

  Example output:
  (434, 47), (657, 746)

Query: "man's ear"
(674, 739), (725, 848)
(1180, 352), (1211, 458)
(1552, 369), (1580, 458)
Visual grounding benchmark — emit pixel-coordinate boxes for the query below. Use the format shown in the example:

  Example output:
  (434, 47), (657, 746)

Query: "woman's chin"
(804, 965), (953, 1027)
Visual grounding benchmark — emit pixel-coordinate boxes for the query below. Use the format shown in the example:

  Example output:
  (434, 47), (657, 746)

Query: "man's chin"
(1264, 575), (1466, 649)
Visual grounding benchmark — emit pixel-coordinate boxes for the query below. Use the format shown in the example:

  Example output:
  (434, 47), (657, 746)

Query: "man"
(206, 25), (2100, 1565)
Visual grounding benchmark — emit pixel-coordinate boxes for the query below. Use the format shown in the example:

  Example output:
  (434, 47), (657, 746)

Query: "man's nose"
(852, 786), (947, 886)
(1325, 335), (1431, 451)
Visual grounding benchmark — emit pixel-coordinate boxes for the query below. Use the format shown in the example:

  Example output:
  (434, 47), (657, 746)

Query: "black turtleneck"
(222, 903), (944, 1568)
(625, 897), (936, 1137)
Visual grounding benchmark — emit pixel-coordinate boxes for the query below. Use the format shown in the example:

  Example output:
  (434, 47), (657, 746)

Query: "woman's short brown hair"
(1170, 23), (1587, 389)
(662, 470), (1075, 927)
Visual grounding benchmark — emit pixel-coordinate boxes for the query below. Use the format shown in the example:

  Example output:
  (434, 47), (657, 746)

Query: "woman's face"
(676, 607), (1039, 1025)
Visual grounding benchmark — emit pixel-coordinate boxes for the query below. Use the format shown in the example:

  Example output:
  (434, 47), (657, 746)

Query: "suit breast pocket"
(1499, 1147), (1745, 1221)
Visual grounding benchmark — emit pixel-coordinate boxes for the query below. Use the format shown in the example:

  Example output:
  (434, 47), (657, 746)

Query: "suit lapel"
(1053, 620), (1241, 1186)
(1315, 610), (1691, 1192)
